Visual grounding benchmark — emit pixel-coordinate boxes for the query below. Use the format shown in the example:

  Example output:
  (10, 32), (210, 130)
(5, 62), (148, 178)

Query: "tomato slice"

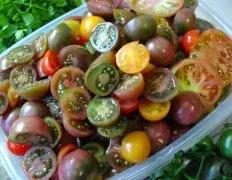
(41, 50), (60, 76)
(127, 0), (184, 18)
(190, 29), (232, 88)
(113, 73), (144, 101)
(139, 98), (171, 121)
(51, 67), (85, 99)
(59, 87), (91, 120)
(33, 33), (48, 59)
(116, 41), (150, 74)
(7, 140), (31, 156)
(171, 59), (222, 109)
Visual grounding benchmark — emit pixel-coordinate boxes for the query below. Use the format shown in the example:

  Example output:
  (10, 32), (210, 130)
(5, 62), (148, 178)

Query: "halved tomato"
(7, 140), (31, 156)
(113, 73), (144, 100)
(57, 144), (78, 164)
(51, 67), (85, 99)
(116, 41), (150, 74)
(171, 59), (222, 109)
(119, 99), (139, 115)
(127, 0), (184, 18)
(190, 29), (232, 88)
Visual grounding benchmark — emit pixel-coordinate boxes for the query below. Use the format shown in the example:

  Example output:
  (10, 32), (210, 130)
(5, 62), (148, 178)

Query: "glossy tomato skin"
(146, 37), (175, 67)
(1, 108), (20, 135)
(170, 91), (206, 126)
(57, 144), (78, 164)
(58, 149), (99, 180)
(121, 131), (151, 163)
(41, 50), (60, 76)
(20, 101), (49, 118)
(174, 8), (196, 35)
(218, 129), (232, 160)
(7, 140), (31, 156)
(170, 125), (190, 142)
(87, 0), (114, 18)
(119, 98), (139, 115)
(146, 121), (171, 153)
(182, 29), (200, 54)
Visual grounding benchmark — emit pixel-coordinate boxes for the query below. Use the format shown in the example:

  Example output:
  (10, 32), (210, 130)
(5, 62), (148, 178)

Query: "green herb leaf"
(0, 24), (18, 38)
(21, 12), (34, 26)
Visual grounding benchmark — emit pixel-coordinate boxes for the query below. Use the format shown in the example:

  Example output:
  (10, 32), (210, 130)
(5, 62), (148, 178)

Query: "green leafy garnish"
(0, 0), (85, 53)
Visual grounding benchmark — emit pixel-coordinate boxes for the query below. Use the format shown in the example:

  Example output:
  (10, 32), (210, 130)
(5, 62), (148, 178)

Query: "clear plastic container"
(1, 1), (232, 180)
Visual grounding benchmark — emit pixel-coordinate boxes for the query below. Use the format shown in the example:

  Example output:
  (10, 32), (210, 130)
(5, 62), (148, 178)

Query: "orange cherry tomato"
(57, 144), (78, 164)
(7, 86), (19, 107)
(0, 80), (10, 94)
(41, 50), (60, 76)
(63, 19), (81, 40)
(121, 131), (151, 163)
(139, 98), (171, 121)
(80, 16), (105, 42)
(7, 140), (31, 156)
(116, 41), (150, 74)
(182, 29), (200, 54)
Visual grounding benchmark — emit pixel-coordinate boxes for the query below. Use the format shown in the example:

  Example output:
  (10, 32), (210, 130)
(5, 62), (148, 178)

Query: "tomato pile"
(0, 0), (232, 179)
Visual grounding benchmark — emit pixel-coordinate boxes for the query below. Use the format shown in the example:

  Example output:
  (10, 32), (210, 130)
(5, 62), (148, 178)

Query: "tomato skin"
(121, 131), (151, 163)
(7, 140), (31, 156)
(80, 16), (105, 42)
(119, 98), (139, 115)
(41, 50), (60, 76)
(218, 129), (232, 160)
(57, 144), (78, 164)
(182, 29), (200, 53)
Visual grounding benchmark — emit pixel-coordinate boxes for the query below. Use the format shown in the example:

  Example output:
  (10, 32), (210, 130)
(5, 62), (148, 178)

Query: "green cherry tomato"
(97, 116), (127, 138)
(6, 45), (34, 70)
(90, 22), (119, 53)
(218, 129), (232, 160)
(87, 97), (120, 127)
(33, 33), (48, 59)
(85, 63), (119, 96)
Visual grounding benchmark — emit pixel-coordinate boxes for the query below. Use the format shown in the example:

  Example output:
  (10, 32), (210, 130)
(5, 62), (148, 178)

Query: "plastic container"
(1, 1), (232, 180)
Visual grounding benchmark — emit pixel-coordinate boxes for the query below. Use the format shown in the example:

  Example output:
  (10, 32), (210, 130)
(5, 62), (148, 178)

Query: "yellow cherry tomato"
(63, 19), (81, 39)
(116, 41), (150, 74)
(139, 98), (170, 121)
(121, 131), (151, 163)
(80, 16), (105, 41)
(0, 80), (10, 93)
(7, 86), (19, 107)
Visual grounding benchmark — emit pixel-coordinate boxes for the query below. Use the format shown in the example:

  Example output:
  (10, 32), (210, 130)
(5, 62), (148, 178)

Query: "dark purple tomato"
(170, 91), (206, 126)
(1, 108), (20, 135)
(87, 0), (114, 18)
(20, 101), (49, 118)
(146, 37), (175, 67)
(113, 0), (130, 9)
(146, 121), (171, 153)
(173, 8), (196, 35)
(9, 116), (52, 145)
(170, 125), (191, 142)
(55, 130), (77, 152)
(58, 45), (92, 72)
(58, 149), (99, 180)
(23, 146), (57, 180)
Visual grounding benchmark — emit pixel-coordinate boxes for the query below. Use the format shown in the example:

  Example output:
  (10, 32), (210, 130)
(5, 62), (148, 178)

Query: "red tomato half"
(7, 140), (31, 156)
(182, 29), (200, 54)
(119, 99), (139, 115)
(41, 50), (60, 76)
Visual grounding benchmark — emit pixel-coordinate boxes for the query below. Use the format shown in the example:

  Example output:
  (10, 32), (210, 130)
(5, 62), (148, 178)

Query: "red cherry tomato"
(182, 29), (200, 54)
(7, 140), (31, 156)
(41, 50), (60, 76)
(119, 98), (139, 115)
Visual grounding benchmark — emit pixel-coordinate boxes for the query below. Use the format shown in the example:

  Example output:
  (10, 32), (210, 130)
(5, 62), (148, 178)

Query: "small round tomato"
(218, 129), (232, 160)
(7, 140), (31, 156)
(7, 86), (19, 107)
(63, 19), (81, 40)
(182, 29), (200, 54)
(119, 99), (139, 115)
(121, 131), (151, 163)
(116, 41), (150, 74)
(41, 50), (60, 76)
(0, 91), (9, 115)
(57, 144), (78, 164)
(113, 73), (144, 100)
(139, 98), (170, 121)
(80, 16), (105, 42)
(0, 80), (10, 93)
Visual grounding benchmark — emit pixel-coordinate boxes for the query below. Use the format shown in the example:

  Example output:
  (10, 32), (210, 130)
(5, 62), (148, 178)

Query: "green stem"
(13, 1), (47, 11)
